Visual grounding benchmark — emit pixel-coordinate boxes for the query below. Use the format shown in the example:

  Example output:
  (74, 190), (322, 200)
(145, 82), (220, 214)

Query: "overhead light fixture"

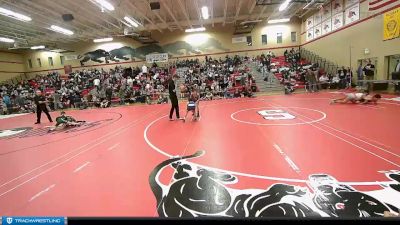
(185, 27), (206, 33)
(93, 37), (113, 43)
(0, 37), (15, 43)
(121, 20), (132, 28)
(279, 0), (291, 12)
(124, 16), (139, 28)
(92, 0), (115, 11)
(50, 25), (74, 35)
(0, 7), (32, 22)
(30, 45), (45, 50)
(49, 49), (69, 53)
(201, 6), (209, 19)
(268, 18), (290, 24)
(240, 20), (262, 25)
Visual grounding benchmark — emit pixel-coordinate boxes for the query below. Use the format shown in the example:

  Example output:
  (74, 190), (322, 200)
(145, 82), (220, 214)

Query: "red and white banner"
(306, 28), (314, 41)
(332, 12), (344, 31)
(345, 3), (360, 25)
(332, 0), (344, 15)
(314, 13), (322, 25)
(306, 16), (314, 30)
(314, 24), (322, 38)
(322, 3), (332, 21)
(369, 0), (399, 11)
(322, 19), (332, 35)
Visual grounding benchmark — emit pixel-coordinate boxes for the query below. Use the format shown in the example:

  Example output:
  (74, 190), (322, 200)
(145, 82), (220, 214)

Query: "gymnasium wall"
(21, 21), (301, 77)
(0, 51), (26, 82)
(301, 1), (400, 80)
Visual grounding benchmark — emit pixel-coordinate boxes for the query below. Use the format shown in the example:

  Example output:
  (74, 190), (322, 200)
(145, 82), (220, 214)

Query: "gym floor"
(0, 91), (399, 218)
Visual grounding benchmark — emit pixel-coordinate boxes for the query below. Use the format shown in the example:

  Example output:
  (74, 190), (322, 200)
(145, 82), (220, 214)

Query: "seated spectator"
(319, 74), (330, 89)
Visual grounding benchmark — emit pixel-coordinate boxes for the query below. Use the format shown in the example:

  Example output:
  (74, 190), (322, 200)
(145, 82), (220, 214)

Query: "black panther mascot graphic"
(78, 49), (112, 65)
(149, 151), (400, 218)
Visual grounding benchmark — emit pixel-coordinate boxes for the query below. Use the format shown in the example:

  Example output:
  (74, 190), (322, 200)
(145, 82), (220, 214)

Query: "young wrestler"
(183, 88), (201, 122)
(49, 111), (85, 131)
(330, 91), (368, 104)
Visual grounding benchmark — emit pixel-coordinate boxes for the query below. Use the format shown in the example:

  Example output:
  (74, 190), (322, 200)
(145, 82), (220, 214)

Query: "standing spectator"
(117, 87), (124, 105)
(105, 85), (113, 102)
(363, 60), (375, 90)
(357, 62), (363, 87)
(94, 77), (101, 90)
(142, 64), (148, 75)
(2, 94), (12, 113)
(392, 59), (400, 93)
(168, 75), (181, 121)
(338, 67), (347, 89)
(1, 98), (8, 115)
(306, 69), (316, 92)
(53, 92), (61, 110)
(346, 67), (353, 88)
(34, 90), (53, 124)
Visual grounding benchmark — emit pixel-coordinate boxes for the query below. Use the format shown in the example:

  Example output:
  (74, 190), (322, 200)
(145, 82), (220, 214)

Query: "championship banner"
(306, 16), (314, 30)
(345, 3), (360, 25)
(322, 3), (332, 21)
(306, 28), (314, 41)
(332, 0), (344, 15)
(322, 19), (332, 35)
(383, 7), (400, 40)
(146, 53), (168, 63)
(314, 12), (322, 25)
(314, 24), (322, 38)
(332, 12), (344, 31)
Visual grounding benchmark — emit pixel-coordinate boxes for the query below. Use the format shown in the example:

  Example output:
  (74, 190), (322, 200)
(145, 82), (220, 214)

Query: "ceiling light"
(49, 49), (69, 53)
(0, 37), (15, 43)
(121, 20), (132, 28)
(279, 0), (291, 12)
(50, 25), (74, 35)
(268, 18), (290, 24)
(124, 16), (139, 27)
(93, 37), (113, 43)
(201, 6), (209, 19)
(0, 7), (32, 22)
(93, 0), (114, 11)
(30, 45), (45, 50)
(185, 27), (206, 33)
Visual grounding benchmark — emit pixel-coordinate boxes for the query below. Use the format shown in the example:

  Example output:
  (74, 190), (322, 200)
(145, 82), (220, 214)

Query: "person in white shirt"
(94, 77), (100, 90)
(142, 64), (148, 74)
(127, 76), (133, 87)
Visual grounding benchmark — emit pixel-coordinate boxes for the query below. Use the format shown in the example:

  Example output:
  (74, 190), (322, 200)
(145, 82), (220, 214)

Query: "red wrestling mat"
(0, 92), (399, 218)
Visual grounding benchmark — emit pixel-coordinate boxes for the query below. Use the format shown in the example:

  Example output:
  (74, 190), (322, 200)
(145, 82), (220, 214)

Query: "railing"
(300, 47), (342, 76)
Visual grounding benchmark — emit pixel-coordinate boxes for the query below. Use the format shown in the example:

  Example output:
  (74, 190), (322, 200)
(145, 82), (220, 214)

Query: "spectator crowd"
(1, 55), (258, 115)
(255, 48), (354, 94)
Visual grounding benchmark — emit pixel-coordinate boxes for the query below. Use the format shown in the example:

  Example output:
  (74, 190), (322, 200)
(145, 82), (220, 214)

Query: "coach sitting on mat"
(168, 75), (181, 121)
(34, 90), (53, 124)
